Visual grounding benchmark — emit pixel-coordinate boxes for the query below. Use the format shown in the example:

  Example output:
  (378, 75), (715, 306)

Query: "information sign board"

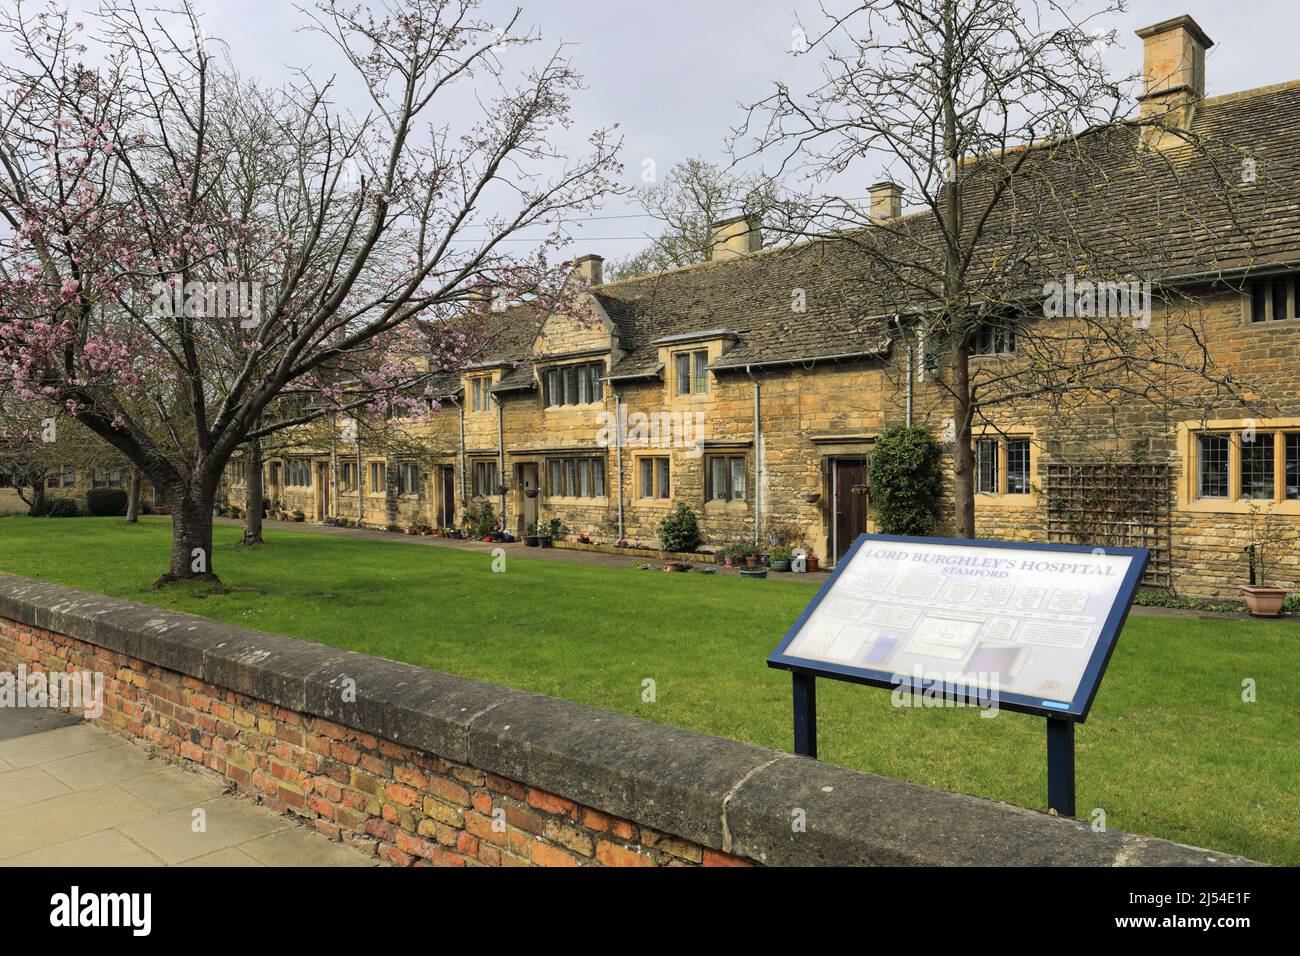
(768, 534), (1149, 721)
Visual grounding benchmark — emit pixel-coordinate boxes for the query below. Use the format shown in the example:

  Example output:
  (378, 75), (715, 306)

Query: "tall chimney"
(868, 181), (903, 222)
(1136, 15), (1213, 147)
(708, 214), (762, 261)
(574, 254), (604, 286)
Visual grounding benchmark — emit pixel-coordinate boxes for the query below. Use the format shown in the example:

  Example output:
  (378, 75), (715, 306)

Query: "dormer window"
(470, 376), (492, 412)
(543, 361), (603, 407)
(674, 350), (709, 396)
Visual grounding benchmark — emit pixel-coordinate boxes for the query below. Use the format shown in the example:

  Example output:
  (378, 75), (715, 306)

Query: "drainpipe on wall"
(329, 441), (338, 521)
(611, 385), (625, 541)
(496, 392), (506, 532)
(893, 314), (913, 426)
(451, 395), (466, 507)
(746, 365), (762, 549)
(355, 435), (363, 523)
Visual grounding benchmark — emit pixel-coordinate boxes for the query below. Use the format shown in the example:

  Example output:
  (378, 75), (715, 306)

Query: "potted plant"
(538, 517), (562, 548)
(804, 549), (820, 573)
(525, 521), (541, 547)
(769, 546), (794, 573)
(1241, 501), (1293, 617)
(739, 544), (760, 569)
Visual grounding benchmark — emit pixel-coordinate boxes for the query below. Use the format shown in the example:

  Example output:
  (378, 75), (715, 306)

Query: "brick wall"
(0, 573), (1253, 866)
(0, 611), (737, 868)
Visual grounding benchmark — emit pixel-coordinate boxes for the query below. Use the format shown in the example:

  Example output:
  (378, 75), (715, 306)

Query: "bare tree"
(0, 0), (621, 581)
(607, 157), (781, 280)
(733, 0), (1262, 537)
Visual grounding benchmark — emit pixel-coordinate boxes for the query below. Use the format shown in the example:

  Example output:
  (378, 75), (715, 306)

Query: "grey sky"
(64, 0), (1299, 265)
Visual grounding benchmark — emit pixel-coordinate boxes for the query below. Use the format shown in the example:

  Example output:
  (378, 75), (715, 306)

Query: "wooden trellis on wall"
(1043, 462), (1173, 588)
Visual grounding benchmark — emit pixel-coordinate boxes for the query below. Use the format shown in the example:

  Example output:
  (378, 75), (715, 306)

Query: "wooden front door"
(833, 459), (869, 562)
(316, 462), (330, 520)
(517, 463), (539, 537)
(441, 467), (456, 527)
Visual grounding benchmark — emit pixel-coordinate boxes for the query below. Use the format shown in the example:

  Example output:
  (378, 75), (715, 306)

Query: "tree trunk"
(125, 468), (142, 523)
(160, 486), (219, 585)
(242, 438), (264, 545)
(25, 482), (46, 517)
(950, 342), (976, 539)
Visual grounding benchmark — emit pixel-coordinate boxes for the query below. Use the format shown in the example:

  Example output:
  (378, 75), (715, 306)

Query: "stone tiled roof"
(422, 302), (545, 399)
(466, 80), (1300, 381)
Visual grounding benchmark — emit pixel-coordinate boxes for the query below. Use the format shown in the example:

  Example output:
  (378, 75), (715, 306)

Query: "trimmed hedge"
(868, 424), (943, 536)
(86, 488), (129, 517)
(44, 498), (80, 518)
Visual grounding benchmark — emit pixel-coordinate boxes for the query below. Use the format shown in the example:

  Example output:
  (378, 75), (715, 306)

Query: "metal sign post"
(769, 533), (1148, 819)
(792, 671), (817, 758)
(1046, 717), (1076, 817)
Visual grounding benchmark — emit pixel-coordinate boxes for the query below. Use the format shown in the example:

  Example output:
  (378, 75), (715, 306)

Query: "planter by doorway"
(539, 536), (553, 549)
(1241, 585), (1288, 618)
(770, 559), (791, 573)
(524, 535), (540, 547)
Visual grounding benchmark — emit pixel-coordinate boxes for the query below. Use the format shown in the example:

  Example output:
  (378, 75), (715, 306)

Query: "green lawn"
(1, 516), (1296, 865)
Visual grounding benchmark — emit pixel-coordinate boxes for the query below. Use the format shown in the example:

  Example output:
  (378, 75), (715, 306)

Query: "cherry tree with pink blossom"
(0, 0), (621, 582)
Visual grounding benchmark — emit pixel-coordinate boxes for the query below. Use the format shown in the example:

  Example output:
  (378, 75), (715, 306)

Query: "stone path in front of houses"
(214, 516), (1293, 620)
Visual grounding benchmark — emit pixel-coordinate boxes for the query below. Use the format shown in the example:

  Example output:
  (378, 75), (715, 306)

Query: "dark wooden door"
(833, 459), (869, 561)
(442, 467), (456, 527)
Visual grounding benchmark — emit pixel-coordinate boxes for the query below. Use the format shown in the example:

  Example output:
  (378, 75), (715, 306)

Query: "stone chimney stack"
(868, 181), (903, 222)
(574, 254), (604, 286)
(1136, 15), (1214, 147)
(708, 214), (762, 262)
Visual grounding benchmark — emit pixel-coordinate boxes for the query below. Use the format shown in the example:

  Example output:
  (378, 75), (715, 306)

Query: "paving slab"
(116, 767), (228, 811)
(178, 846), (265, 867)
(0, 783), (154, 860)
(2, 828), (163, 867)
(0, 765), (71, 812)
(116, 796), (297, 865)
(0, 722), (119, 768)
(239, 827), (380, 867)
(41, 742), (161, 790)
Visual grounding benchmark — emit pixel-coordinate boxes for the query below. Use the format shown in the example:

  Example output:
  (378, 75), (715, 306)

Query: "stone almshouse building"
(231, 15), (1300, 600)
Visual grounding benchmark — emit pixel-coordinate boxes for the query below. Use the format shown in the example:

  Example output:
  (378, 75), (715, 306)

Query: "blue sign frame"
(767, 533), (1150, 721)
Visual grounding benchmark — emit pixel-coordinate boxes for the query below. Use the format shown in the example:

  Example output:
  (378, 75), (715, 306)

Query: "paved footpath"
(216, 517), (1274, 618)
(0, 704), (379, 867)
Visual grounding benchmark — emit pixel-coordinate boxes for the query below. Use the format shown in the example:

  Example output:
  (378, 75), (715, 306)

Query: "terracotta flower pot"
(1241, 585), (1288, 618)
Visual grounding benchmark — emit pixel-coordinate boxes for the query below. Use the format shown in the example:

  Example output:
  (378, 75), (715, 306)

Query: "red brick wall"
(0, 615), (749, 868)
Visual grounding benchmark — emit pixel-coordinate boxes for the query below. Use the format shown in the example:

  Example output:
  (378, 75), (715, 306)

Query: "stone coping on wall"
(0, 572), (1256, 867)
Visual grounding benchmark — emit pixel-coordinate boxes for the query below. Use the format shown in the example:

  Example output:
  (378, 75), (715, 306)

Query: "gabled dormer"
(651, 329), (742, 402)
(526, 254), (629, 406)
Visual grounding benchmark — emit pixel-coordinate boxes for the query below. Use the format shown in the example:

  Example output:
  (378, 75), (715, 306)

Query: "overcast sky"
(62, 0), (1300, 265)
